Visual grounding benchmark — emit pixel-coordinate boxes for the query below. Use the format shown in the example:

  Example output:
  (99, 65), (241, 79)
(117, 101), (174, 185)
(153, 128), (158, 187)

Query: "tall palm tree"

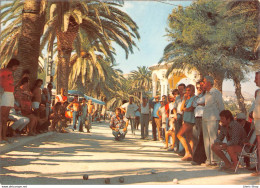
(0, 0), (46, 86)
(41, 0), (140, 94)
(129, 66), (152, 98)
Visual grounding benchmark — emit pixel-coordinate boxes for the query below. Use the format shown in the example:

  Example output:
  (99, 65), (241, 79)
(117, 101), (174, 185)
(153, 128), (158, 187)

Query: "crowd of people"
(0, 58), (105, 144)
(1, 58), (260, 176)
(109, 73), (260, 176)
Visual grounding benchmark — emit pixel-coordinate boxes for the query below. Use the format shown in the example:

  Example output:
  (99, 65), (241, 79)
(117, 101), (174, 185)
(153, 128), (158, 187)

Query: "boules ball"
(105, 178), (110, 184)
(119, 177), (124, 183)
(83, 174), (89, 180)
(172, 178), (178, 184)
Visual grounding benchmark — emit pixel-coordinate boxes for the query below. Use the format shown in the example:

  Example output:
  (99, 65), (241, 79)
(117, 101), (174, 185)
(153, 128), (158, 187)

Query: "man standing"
(211, 110), (247, 172)
(251, 71), (260, 176)
(121, 96), (139, 135)
(81, 98), (89, 132)
(173, 83), (186, 154)
(191, 81), (207, 165)
(87, 99), (95, 130)
(140, 97), (150, 139)
(67, 95), (82, 132)
(202, 76), (225, 166)
(150, 96), (161, 141)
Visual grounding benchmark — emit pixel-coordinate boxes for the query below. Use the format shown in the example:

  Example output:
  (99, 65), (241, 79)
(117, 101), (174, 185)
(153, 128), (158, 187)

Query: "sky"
(113, 1), (258, 95)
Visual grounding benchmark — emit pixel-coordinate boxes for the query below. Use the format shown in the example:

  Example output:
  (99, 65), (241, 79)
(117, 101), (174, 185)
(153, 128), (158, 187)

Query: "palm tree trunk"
(57, 49), (71, 94)
(233, 76), (247, 114)
(15, 0), (46, 87)
(56, 16), (79, 94)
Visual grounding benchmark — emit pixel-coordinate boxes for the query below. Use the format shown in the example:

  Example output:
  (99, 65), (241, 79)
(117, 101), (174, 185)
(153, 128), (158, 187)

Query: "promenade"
(0, 121), (259, 185)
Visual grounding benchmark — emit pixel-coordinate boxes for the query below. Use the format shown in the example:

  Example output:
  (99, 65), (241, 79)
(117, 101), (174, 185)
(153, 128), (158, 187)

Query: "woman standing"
(177, 84), (196, 161)
(0, 59), (20, 142)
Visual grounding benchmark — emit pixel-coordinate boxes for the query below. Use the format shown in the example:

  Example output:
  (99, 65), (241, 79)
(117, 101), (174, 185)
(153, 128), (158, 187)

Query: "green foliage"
(163, 0), (258, 82)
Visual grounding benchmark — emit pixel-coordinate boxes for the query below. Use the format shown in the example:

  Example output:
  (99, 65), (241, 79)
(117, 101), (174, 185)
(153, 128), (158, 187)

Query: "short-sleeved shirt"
(158, 106), (167, 124)
(110, 114), (126, 129)
(203, 88), (224, 121)
(121, 102), (138, 119)
(141, 103), (149, 114)
(183, 96), (196, 124)
(0, 68), (14, 92)
(152, 102), (161, 117)
(174, 95), (184, 115)
(214, 120), (247, 146)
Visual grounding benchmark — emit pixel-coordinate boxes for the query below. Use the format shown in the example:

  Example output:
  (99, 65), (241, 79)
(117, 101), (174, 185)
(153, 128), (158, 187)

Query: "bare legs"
(165, 129), (175, 149)
(177, 122), (194, 160)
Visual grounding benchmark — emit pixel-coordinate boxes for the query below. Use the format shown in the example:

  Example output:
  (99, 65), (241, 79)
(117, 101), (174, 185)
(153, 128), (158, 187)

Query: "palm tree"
(41, 0), (140, 94)
(0, 0), (46, 86)
(129, 66), (152, 98)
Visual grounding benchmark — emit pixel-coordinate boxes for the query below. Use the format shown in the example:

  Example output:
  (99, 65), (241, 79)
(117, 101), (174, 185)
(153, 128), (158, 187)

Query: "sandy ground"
(0, 121), (259, 185)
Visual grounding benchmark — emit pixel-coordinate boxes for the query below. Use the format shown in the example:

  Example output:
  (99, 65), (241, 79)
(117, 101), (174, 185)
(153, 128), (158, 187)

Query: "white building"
(149, 62), (200, 98)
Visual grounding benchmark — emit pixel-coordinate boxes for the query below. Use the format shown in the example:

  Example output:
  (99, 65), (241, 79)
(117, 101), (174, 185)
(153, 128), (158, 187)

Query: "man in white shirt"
(202, 76), (224, 166)
(121, 96), (139, 135)
(140, 97), (150, 139)
(252, 71), (260, 176)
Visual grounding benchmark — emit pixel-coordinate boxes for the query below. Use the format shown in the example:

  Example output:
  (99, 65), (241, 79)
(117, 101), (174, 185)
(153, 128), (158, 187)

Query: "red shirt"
(0, 68), (14, 92)
(165, 103), (169, 118)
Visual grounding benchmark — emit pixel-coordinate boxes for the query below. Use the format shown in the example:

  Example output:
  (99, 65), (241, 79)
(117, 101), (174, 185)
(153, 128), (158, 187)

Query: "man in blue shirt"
(150, 95), (161, 141)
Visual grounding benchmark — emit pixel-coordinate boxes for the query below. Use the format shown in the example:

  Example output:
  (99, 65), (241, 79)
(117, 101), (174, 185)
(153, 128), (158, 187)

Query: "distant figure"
(121, 96), (139, 135)
(150, 95), (161, 141)
(110, 108), (128, 141)
(81, 98), (89, 132)
(87, 99), (95, 130)
(140, 97), (150, 139)
(55, 88), (67, 104)
(67, 95), (82, 132)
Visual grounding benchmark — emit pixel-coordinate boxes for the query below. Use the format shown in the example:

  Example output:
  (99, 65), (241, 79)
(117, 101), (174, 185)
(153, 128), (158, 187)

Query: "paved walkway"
(0, 121), (259, 185)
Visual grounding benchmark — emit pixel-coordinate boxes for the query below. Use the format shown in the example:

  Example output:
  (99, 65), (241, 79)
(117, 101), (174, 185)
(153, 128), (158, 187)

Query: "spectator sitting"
(236, 112), (252, 169)
(8, 105), (30, 136)
(31, 79), (43, 117)
(211, 110), (247, 172)
(37, 103), (50, 133)
(14, 77), (38, 136)
(49, 102), (64, 132)
(110, 107), (128, 141)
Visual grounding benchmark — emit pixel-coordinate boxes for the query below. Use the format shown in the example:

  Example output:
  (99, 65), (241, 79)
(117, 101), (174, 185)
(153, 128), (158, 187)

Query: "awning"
(68, 90), (105, 105)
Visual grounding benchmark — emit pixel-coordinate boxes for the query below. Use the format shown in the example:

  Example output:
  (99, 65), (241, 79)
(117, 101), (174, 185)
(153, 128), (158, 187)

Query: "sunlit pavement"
(0, 121), (259, 185)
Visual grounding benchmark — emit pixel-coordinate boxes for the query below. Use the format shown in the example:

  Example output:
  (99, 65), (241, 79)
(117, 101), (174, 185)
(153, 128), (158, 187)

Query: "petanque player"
(110, 107), (128, 141)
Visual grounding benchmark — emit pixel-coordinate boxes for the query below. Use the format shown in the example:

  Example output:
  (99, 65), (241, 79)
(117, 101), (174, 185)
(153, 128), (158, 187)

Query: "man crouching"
(110, 107), (128, 141)
(211, 110), (247, 172)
